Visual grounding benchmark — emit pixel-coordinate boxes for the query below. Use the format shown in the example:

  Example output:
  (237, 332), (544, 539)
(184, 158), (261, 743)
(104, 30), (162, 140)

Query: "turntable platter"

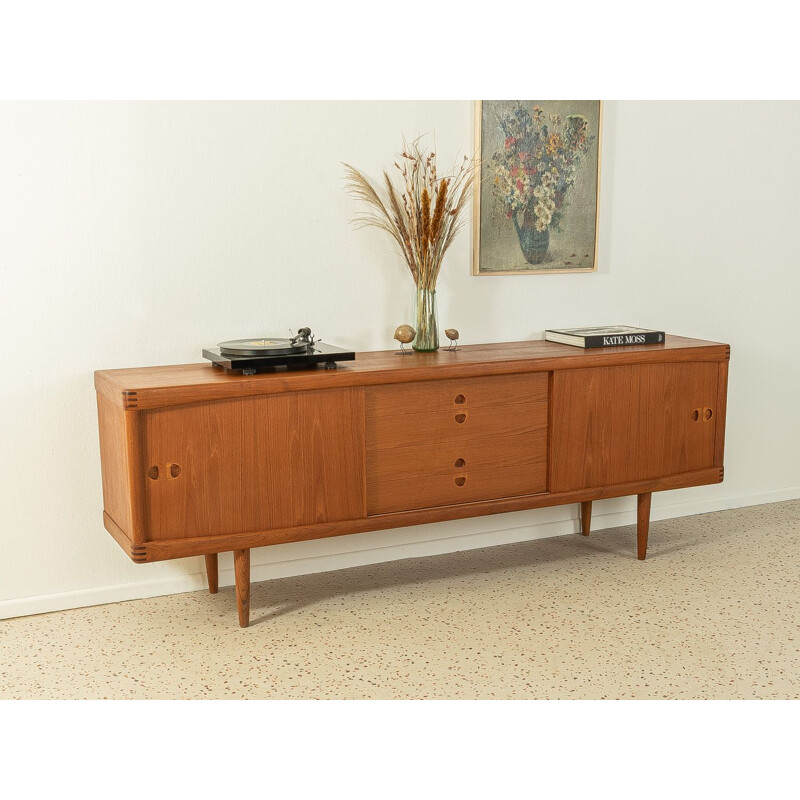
(218, 338), (308, 357)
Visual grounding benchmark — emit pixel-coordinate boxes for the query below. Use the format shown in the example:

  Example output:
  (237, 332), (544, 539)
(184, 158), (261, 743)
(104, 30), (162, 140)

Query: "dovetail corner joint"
(122, 391), (139, 410)
(131, 544), (148, 563)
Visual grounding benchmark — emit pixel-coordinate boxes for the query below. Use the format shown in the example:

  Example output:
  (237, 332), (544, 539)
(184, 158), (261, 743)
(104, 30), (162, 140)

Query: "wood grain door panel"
(143, 398), (245, 540)
(142, 388), (365, 539)
(550, 363), (719, 492)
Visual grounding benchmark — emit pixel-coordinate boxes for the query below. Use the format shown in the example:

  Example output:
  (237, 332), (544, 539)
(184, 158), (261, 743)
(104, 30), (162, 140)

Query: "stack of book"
(544, 325), (666, 349)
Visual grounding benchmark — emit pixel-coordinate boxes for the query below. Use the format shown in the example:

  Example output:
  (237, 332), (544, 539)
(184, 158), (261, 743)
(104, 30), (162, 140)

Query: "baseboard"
(2, 486), (799, 621)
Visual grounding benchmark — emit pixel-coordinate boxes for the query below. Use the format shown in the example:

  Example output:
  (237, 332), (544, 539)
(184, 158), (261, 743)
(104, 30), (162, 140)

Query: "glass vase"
(413, 285), (439, 352)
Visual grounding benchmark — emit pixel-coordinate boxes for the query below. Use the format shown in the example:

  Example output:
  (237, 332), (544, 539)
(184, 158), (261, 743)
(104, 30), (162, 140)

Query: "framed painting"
(472, 100), (602, 275)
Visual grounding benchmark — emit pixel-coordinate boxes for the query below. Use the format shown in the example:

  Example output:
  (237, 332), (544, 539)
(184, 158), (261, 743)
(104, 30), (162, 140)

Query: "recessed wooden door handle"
(454, 458), (466, 468)
(148, 464), (181, 480)
(454, 394), (466, 405)
(703, 407), (714, 421)
(692, 407), (714, 422)
(454, 476), (467, 487)
(455, 412), (467, 424)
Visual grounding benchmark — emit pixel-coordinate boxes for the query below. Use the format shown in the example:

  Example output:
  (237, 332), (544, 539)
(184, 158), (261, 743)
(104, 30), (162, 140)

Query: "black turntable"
(203, 327), (355, 374)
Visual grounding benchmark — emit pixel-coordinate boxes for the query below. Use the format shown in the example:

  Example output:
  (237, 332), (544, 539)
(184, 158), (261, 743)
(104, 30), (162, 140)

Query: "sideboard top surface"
(95, 335), (730, 410)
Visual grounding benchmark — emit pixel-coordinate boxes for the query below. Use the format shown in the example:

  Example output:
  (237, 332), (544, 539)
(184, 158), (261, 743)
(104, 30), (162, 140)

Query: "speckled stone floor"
(2, 500), (798, 699)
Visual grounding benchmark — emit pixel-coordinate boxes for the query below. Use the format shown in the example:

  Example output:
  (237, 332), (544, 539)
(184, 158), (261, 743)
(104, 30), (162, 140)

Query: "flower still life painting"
(473, 100), (602, 274)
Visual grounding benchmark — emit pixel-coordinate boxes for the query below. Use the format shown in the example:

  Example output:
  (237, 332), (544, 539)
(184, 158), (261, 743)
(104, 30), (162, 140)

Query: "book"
(545, 325), (666, 349)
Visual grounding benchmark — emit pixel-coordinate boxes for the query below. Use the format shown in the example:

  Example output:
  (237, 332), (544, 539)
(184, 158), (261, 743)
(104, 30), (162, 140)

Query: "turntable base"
(202, 342), (355, 374)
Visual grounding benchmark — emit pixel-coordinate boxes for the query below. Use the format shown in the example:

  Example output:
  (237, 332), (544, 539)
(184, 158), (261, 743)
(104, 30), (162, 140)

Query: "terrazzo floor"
(2, 500), (798, 699)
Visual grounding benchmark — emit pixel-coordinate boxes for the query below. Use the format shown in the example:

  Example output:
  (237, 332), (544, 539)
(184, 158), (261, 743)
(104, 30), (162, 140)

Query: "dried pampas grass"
(343, 138), (474, 290)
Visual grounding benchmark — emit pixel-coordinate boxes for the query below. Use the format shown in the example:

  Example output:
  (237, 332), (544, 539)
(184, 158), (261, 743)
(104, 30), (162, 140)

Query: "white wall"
(1, 101), (798, 618)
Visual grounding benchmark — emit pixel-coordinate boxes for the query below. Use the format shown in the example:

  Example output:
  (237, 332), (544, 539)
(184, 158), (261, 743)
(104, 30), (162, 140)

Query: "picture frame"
(472, 100), (603, 275)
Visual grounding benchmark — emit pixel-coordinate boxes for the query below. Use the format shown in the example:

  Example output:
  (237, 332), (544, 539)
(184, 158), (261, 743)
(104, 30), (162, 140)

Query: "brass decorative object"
(393, 324), (416, 356)
(445, 328), (460, 351)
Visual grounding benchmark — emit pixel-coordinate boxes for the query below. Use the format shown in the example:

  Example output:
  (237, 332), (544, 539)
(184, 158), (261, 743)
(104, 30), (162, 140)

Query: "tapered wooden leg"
(580, 501), (592, 536)
(204, 553), (218, 594)
(637, 492), (652, 560)
(234, 549), (250, 628)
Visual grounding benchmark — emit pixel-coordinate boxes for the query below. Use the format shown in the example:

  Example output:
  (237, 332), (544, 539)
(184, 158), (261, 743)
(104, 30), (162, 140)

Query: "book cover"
(545, 325), (666, 348)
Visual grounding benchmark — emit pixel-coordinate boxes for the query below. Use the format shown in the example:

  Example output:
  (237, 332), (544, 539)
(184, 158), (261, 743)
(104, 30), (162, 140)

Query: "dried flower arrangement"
(343, 139), (474, 351)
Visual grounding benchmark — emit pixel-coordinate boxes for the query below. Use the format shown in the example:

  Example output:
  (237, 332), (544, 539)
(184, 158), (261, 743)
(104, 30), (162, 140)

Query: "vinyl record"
(217, 337), (307, 357)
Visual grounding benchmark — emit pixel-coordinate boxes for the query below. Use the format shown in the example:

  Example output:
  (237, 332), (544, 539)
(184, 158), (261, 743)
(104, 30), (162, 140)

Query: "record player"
(203, 327), (355, 374)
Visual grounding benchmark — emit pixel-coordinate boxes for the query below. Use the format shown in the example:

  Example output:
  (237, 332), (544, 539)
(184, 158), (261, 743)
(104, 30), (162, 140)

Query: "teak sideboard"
(95, 336), (729, 627)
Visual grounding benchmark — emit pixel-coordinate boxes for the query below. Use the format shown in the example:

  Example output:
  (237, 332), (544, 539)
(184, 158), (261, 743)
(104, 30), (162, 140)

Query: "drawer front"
(366, 372), (548, 447)
(366, 373), (549, 514)
(368, 430), (547, 514)
(368, 372), (548, 416)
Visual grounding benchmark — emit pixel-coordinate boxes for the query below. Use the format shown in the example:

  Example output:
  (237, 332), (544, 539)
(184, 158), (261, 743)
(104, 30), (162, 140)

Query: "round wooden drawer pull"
(454, 476), (467, 487)
(454, 458), (466, 468)
(454, 394), (466, 404)
(455, 413), (467, 424)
